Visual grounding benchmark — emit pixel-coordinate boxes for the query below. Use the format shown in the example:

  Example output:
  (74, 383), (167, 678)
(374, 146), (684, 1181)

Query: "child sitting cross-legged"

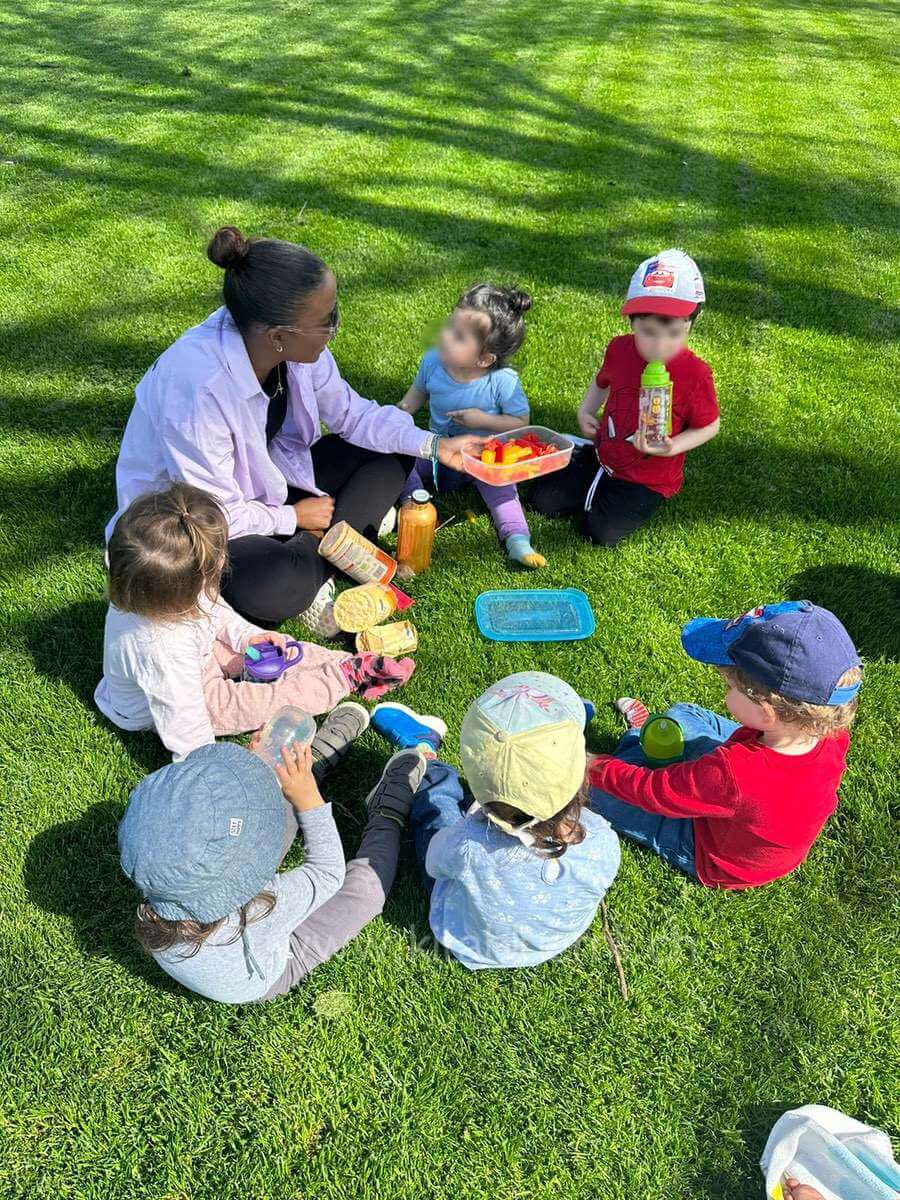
(588, 601), (862, 889)
(95, 483), (414, 761)
(397, 283), (545, 569)
(384, 673), (621, 969)
(118, 713), (428, 1004)
(530, 249), (719, 548)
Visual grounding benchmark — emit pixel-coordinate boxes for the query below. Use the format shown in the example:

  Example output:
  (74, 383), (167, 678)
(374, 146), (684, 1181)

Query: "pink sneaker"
(340, 653), (416, 701)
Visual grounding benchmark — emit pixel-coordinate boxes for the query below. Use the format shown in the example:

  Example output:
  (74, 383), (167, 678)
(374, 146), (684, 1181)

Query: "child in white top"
(95, 484), (415, 759)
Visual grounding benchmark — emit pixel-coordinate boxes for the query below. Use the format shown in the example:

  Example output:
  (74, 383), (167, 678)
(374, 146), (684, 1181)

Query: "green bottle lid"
(640, 360), (672, 388)
(639, 714), (685, 765)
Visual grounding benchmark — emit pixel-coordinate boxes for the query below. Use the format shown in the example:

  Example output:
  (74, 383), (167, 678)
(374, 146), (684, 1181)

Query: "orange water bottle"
(397, 489), (437, 574)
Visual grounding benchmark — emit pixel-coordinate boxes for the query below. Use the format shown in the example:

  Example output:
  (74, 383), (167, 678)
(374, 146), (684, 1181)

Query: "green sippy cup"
(639, 713), (685, 766)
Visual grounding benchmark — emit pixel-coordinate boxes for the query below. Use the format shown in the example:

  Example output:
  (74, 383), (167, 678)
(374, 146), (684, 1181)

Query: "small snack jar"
(318, 521), (397, 584)
(333, 583), (398, 633)
(255, 705), (316, 770)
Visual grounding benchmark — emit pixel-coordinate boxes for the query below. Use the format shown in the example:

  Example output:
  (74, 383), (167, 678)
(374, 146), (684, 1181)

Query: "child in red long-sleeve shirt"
(588, 601), (863, 889)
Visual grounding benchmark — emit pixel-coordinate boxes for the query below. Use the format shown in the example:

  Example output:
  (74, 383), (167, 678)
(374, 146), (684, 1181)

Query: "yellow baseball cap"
(459, 672), (586, 824)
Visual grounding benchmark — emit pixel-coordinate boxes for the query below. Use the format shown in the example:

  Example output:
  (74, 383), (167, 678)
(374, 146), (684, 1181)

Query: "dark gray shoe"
(365, 750), (427, 824)
(311, 702), (370, 781)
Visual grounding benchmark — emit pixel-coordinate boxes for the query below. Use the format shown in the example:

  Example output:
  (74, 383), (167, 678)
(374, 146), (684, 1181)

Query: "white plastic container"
(461, 425), (575, 487)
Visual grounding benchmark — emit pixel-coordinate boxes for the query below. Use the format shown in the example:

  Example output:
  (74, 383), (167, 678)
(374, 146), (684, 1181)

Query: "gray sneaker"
(310, 702), (370, 781)
(365, 750), (427, 824)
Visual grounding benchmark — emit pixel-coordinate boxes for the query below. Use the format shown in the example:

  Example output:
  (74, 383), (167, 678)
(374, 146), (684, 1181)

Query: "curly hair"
(134, 892), (276, 959)
(720, 665), (862, 738)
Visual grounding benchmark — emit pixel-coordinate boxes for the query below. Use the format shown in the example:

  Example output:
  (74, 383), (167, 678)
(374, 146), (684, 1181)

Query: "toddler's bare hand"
(448, 408), (485, 429)
(248, 631), (288, 652)
(783, 1179), (826, 1200)
(274, 743), (324, 812)
(634, 430), (676, 457)
(577, 410), (599, 438)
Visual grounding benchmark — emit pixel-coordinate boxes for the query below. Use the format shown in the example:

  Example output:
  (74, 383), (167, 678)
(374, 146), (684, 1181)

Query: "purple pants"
(405, 459), (529, 542)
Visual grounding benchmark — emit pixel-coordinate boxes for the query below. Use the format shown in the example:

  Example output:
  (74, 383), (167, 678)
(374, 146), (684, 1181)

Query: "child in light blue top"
(411, 347), (529, 438)
(398, 283), (545, 568)
(409, 672), (620, 969)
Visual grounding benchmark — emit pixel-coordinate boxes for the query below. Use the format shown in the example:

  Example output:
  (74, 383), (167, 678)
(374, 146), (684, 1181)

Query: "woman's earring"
(275, 344), (284, 354)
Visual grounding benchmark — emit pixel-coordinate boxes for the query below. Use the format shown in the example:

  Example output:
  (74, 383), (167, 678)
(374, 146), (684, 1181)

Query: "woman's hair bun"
(506, 288), (532, 316)
(207, 226), (251, 270)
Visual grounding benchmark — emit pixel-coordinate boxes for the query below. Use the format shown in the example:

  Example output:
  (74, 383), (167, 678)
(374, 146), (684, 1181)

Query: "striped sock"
(614, 697), (650, 730)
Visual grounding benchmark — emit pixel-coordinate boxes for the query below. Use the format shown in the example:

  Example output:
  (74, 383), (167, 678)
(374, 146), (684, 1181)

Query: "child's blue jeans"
(588, 703), (739, 879)
(410, 761), (472, 895)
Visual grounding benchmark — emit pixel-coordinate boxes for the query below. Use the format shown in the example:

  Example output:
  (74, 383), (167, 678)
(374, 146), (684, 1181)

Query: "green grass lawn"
(1, 0), (898, 1195)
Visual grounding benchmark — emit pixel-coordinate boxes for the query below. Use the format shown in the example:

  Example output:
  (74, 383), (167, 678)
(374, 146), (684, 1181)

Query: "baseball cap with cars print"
(621, 248), (706, 318)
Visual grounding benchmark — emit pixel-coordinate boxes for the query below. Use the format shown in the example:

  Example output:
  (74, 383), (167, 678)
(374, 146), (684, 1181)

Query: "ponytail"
(108, 484), (229, 619)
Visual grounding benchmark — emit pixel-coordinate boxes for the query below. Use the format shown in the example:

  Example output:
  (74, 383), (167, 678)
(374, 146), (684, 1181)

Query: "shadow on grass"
(787, 565), (900, 662)
(22, 800), (184, 994)
(1, 0), (897, 343)
(687, 1100), (789, 1200)
(22, 597), (170, 776)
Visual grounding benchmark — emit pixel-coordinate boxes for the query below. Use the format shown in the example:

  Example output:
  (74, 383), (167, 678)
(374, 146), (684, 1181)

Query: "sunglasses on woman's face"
(282, 301), (340, 338)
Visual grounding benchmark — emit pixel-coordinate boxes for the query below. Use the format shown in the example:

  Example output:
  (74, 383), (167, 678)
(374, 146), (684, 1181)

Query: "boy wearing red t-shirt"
(588, 602), (863, 889)
(530, 249), (720, 546)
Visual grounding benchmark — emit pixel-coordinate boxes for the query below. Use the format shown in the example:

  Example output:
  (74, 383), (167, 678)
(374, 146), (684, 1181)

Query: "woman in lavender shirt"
(109, 227), (482, 629)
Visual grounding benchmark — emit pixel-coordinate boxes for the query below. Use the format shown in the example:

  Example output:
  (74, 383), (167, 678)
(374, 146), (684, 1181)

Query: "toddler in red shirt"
(588, 601), (863, 889)
(530, 249), (720, 546)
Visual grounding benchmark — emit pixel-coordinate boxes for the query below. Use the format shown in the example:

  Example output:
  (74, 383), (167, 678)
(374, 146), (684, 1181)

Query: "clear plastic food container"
(461, 425), (575, 486)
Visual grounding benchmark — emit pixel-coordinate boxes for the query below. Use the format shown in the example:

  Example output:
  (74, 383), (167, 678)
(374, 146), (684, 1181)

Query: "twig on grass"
(601, 899), (628, 1001)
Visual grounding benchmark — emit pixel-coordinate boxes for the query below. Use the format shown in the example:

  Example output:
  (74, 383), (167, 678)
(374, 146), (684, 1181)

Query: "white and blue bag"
(761, 1105), (900, 1199)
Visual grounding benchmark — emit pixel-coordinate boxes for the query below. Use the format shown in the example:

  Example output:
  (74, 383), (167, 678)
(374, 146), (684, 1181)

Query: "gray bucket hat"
(118, 743), (288, 923)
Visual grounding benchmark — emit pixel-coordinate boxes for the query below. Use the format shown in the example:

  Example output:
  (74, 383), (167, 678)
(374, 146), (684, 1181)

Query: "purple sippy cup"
(243, 640), (304, 683)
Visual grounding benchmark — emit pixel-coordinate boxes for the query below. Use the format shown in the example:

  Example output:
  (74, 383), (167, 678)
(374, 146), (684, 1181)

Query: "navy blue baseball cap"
(681, 600), (861, 706)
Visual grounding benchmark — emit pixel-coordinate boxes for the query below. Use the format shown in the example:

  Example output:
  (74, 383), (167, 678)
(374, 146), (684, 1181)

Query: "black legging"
(222, 436), (413, 626)
(528, 445), (665, 548)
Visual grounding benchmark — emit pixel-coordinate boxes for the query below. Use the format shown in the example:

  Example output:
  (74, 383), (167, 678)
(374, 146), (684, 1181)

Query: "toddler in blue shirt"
(398, 283), (545, 568)
(408, 672), (620, 969)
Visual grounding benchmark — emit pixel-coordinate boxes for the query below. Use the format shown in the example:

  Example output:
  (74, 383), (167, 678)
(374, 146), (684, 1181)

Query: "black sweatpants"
(528, 445), (665, 548)
(222, 436), (413, 627)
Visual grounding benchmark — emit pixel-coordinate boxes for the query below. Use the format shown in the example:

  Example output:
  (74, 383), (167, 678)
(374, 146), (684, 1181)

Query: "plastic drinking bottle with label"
(638, 360), (673, 444)
(255, 705), (316, 770)
(396, 490), (437, 574)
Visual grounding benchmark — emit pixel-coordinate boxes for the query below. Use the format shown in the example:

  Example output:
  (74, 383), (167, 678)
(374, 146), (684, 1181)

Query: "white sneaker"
(378, 506), (397, 538)
(298, 578), (340, 639)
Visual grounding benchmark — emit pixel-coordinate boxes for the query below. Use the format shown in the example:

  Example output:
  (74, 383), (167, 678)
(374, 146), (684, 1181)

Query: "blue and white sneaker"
(371, 702), (446, 753)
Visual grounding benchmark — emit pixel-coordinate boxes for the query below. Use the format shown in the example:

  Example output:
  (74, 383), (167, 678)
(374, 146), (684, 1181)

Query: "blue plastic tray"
(475, 588), (595, 642)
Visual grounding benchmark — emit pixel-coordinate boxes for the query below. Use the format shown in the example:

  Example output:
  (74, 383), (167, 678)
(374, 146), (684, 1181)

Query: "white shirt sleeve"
(159, 384), (296, 538)
(210, 597), (262, 651)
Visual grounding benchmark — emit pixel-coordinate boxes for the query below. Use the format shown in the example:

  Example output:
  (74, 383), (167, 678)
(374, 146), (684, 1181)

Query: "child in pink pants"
(95, 483), (414, 760)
